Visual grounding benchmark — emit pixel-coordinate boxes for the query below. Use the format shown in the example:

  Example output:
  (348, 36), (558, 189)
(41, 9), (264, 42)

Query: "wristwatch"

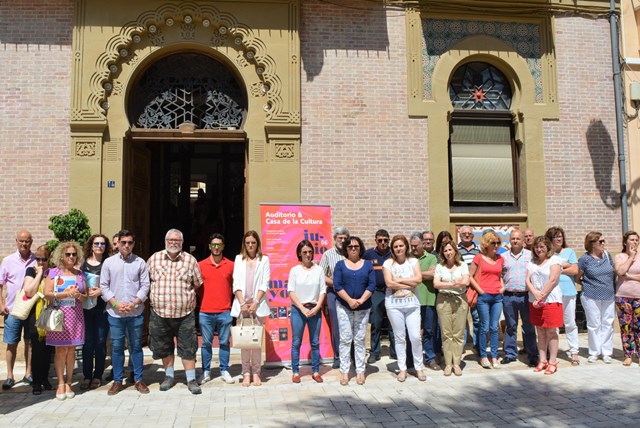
(134, 303), (140, 309)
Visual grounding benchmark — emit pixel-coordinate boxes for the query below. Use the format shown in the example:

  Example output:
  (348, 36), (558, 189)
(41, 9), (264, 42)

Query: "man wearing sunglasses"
(1, 230), (36, 390)
(363, 229), (396, 363)
(147, 229), (203, 394)
(100, 229), (150, 396)
(197, 233), (235, 385)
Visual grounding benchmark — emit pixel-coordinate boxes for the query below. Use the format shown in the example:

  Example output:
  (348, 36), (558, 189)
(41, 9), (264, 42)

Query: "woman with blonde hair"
(44, 241), (88, 400)
(469, 231), (504, 369)
(231, 230), (271, 387)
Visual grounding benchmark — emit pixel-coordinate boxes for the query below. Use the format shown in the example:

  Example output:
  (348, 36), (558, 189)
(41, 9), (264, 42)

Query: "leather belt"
(504, 291), (527, 297)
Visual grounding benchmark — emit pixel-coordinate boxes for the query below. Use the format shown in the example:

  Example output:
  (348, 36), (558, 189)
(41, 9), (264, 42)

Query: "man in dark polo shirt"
(363, 229), (395, 362)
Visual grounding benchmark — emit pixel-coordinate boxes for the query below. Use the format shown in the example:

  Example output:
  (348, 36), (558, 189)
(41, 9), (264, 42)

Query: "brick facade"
(0, 0), (73, 256)
(544, 16), (621, 250)
(301, 1), (430, 248)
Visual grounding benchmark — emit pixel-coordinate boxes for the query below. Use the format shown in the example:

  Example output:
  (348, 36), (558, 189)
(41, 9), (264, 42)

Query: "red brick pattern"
(300, 1), (430, 247)
(544, 16), (622, 250)
(0, 0), (73, 255)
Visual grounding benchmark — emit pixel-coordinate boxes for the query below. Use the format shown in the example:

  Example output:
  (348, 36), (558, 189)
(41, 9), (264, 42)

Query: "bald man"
(1, 230), (37, 389)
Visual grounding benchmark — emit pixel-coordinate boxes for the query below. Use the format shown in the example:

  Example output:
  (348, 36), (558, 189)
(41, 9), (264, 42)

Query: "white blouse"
(287, 264), (326, 304)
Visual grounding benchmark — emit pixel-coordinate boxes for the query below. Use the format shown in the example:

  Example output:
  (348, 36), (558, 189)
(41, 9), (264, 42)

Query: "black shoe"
(367, 354), (379, 364)
(127, 372), (135, 384)
(2, 378), (15, 390)
(42, 379), (54, 391)
(528, 359), (539, 368)
(21, 376), (33, 384)
(502, 357), (517, 365)
(159, 376), (176, 392)
(332, 359), (340, 369)
(389, 354), (397, 360)
(31, 384), (43, 395)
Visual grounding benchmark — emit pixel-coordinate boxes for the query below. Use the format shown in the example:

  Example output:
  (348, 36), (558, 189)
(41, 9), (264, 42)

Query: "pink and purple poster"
(260, 204), (333, 365)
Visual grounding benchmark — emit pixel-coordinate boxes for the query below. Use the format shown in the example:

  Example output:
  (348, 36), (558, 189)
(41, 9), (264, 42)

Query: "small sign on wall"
(107, 180), (116, 188)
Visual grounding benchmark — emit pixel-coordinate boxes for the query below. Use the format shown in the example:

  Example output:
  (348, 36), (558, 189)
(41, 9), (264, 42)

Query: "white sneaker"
(220, 371), (235, 384)
(587, 356), (598, 363)
(603, 356), (612, 364)
(198, 371), (211, 385)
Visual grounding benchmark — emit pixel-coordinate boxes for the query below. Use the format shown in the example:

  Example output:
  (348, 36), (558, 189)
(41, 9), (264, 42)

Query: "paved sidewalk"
(1, 333), (639, 427)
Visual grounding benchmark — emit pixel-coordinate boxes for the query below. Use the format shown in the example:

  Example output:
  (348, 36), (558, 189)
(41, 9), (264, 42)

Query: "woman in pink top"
(614, 230), (640, 366)
(469, 231), (505, 369)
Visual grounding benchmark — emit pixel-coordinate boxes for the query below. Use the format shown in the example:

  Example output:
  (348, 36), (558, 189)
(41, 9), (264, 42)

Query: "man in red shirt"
(197, 233), (235, 384)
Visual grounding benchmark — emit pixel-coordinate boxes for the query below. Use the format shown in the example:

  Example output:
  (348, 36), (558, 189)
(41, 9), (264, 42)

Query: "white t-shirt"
(287, 264), (326, 304)
(526, 255), (563, 304)
(383, 258), (420, 309)
(434, 263), (469, 295)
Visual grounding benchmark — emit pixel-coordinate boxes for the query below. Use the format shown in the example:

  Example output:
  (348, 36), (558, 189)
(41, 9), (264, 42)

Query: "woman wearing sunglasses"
(44, 241), (88, 400)
(80, 234), (112, 390)
(578, 231), (616, 363)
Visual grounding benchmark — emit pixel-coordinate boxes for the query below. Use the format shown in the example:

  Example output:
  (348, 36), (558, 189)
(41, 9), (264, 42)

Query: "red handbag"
(466, 287), (478, 308)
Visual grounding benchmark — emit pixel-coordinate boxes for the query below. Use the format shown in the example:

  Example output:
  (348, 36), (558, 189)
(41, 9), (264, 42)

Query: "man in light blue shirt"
(100, 229), (150, 395)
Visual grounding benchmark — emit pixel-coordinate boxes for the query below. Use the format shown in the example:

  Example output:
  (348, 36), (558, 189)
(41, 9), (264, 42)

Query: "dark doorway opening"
(126, 140), (245, 260)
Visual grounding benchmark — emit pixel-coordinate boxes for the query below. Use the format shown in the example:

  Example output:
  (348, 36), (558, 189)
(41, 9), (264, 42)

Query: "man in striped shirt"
(319, 226), (349, 369)
(147, 229), (203, 394)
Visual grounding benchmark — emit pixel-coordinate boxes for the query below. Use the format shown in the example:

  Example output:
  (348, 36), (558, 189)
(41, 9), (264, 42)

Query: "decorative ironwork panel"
(129, 53), (246, 130)
(449, 62), (512, 110)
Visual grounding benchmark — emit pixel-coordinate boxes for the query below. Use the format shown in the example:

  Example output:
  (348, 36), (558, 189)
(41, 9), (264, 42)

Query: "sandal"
(416, 370), (427, 382)
(252, 374), (262, 386)
(356, 374), (365, 385)
(544, 362), (558, 375)
(242, 374), (251, 387)
(570, 354), (580, 366)
(340, 374), (349, 386)
(397, 371), (407, 382)
(480, 359), (492, 369)
(533, 361), (548, 372)
(623, 357), (632, 366)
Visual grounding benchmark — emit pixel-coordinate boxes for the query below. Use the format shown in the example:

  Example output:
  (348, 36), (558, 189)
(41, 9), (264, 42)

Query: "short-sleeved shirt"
(578, 252), (615, 301)
(198, 256), (234, 313)
(147, 250), (203, 318)
(434, 263), (469, 295)
(415, 252), (438, 306)
(0, 250), (36, 311)
(333, 260), (376, 311)
(615, 253), (640, 298)
(472, 253), (504, 294)
(458, 243), (480, 266)
(383, 258), (420, 309)
(527, 255), (563, 303)
(556, 248), (578, 297)
(363, 247), (392, 291)
(287, 264), (326, 304)
(319, 247), (344, 293)
(501, 249), (531, 292)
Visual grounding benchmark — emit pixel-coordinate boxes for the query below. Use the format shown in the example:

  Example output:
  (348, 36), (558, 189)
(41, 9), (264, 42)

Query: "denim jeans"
(108, 314), (144, 382)
(369, 289), (395, 357)
(477, 293), (503, 358)
(199, 310), (232, 373)
(502, 293), (537, 361)
(290, 305), (322, 373)
(326, 291), (340, 360)
(420, 305), (440, 363)
(82, 306), (109, 380)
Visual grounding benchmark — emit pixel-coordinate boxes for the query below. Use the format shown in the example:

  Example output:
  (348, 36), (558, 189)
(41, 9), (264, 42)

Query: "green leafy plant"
(46, 208), (92, 252)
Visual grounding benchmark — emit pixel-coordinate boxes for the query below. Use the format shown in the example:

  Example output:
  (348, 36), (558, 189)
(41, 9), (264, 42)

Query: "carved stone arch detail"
(87, 1), (283, 121)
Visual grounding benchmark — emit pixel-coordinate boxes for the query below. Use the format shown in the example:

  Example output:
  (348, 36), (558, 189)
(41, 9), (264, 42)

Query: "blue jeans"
(463, 307), (480, 352)
(108, 314), (144, 382)
(477, 293), (503, 358)
(421, 305), (440, 363)
(502, 293), (537, 361)
(290, 305), (322, 373)
(82, 306), (109, 380)
(199, 310), (232, 373)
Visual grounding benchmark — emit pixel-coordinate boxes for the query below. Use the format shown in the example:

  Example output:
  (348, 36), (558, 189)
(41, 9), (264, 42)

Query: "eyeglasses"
(36, 257), (48, 262)
(598, 239), (606, 244)
(347, 245), (360, 250)
(424, 239), (434, 242)
(376, 238), (389, 243)
(461, 233), (473, 237)
(93, 242), (106, 247)
(65, 253), (77, 257)
(166, 239), (183, 243)
(490, 241), (501, 246)
(210, 243), (224, 248)
(120, 240), (134, 246)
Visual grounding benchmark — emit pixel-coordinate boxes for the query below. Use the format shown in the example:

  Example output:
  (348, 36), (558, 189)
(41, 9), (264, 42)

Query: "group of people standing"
(1, 224), (639, 395)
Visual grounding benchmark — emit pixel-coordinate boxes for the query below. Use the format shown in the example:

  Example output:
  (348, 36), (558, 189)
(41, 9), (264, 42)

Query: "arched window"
(448, 62), (519, 209)
(128, 53), (247, 130)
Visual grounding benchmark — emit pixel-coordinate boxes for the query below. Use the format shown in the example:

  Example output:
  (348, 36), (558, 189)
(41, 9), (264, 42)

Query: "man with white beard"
(147, 229), (203, 394)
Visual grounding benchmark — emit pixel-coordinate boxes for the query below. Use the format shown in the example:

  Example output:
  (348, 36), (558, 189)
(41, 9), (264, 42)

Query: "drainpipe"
(610, 0), (629, 232)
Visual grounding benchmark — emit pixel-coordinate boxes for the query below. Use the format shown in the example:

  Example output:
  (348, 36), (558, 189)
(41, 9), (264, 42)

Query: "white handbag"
(231, 314), (263, 349)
